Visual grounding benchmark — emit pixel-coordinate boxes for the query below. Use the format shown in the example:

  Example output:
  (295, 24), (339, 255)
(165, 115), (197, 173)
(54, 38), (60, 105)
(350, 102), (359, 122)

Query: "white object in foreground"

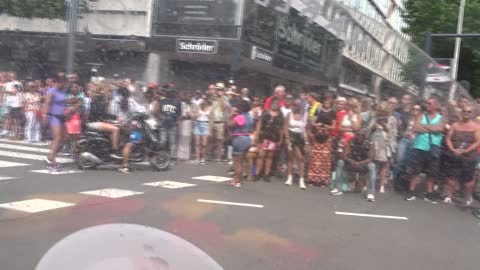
(0, 198), (74, 213)
(192, 175), (233, 182)
(80, 188), (143, 198)
(0, 150), (71, 163)
(335, 211), (408, 220)
(143, 181), (197, 189)
(197, 199), (264, 208)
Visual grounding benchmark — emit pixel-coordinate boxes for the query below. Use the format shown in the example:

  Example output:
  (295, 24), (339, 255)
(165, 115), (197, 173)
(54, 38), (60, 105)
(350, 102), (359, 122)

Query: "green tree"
(402, 0), (480, 97)
(0, 0), (88, 20)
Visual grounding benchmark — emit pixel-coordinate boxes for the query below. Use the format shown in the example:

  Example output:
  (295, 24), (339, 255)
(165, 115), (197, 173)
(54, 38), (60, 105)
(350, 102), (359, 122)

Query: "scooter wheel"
(150, 151), (170, 171)
(74, 152), (99, 170)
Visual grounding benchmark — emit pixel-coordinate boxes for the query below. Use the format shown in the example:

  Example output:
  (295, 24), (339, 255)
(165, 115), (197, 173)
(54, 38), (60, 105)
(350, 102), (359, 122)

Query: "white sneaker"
(285, 175), (293, 186)
(299, 178), (306, 189)
(379, 186), (385, 193)
(443, 197), (452, 204)
(331, 189), (343, 195)
(367, 194), (375, 202)
(465, 198), (473, 207)
(0, 130), (8, 136)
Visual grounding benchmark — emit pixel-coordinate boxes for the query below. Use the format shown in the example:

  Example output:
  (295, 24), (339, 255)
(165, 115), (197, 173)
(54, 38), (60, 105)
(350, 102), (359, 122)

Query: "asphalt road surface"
(0, 139), (479, 270)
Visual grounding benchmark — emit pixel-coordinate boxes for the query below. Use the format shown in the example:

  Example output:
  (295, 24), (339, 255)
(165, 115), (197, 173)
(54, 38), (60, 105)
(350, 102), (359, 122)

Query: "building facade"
(0, 0), (412, 99)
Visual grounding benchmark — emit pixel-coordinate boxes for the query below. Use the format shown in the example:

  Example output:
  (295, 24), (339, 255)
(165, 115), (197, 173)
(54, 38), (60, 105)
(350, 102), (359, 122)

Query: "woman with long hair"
(43, 77), (67, 171)
(193, 99), (212, 164)
(254, 98), (284, 182)
(309, 93), (337, 187)
(23, 82), (42, 143)
(371, 101), (397, 193)
(228, 100), (254, 187)
(285, 101), (307, 189)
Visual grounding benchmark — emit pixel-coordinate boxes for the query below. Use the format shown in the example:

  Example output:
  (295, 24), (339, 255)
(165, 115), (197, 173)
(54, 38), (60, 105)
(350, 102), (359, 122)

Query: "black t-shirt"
(315, 108), (336, 126)
(259, 111), (284, 142)
(88, 95), (111, 122)
(160, 98), (182, 128)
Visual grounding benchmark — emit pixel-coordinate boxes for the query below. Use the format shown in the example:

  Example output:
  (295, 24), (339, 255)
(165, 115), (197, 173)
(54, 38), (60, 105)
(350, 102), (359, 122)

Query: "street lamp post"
(449, 0), (466, 99)
(66, 0), (79, 74)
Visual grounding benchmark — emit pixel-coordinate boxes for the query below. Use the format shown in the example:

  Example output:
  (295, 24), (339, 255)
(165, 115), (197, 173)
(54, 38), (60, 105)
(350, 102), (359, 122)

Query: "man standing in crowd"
(393, 94), (413, 179)
(240, 88), (250, 103)
(211, 82), (230, 162)
(264, 85), (286, 110)
(159, 85), (182, 164)
(405, 97), (445, 202)
(307, 92), (321, 119)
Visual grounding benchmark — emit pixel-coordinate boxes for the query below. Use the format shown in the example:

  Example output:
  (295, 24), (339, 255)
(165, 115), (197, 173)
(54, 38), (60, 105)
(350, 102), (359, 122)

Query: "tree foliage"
(402, 0), (480, 97)
(0, 0), (88, 20)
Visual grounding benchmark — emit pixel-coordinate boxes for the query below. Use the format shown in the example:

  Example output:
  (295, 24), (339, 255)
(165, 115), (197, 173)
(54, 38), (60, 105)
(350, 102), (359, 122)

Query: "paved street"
(0, 139), (479, 270)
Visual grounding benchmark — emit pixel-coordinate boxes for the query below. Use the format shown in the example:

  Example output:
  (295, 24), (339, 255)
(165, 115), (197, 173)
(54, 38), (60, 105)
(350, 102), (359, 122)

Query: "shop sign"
(251, 46), (273, 63)
(176, 39), (218, 54)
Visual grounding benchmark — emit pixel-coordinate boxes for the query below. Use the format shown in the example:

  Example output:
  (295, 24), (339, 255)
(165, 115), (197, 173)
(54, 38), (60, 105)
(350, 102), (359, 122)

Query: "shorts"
(345, 160), (369, 173)
(259, 139), (277, 151)
(406, 149), (439, 177)
(194, 121), (209, 136)
(9, 107), (22, 120)
(212, 122), (225, 140)
(48, 114), (66, 127)
(232, 135), (251, 155)
(443, 153), (476, 182)
(289, 131), (305, 148)
(86, 122), (103, 130)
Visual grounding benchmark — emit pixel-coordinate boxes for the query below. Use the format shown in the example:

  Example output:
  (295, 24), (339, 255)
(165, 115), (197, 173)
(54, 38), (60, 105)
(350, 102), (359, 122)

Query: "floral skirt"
(308, 138), (332, 184)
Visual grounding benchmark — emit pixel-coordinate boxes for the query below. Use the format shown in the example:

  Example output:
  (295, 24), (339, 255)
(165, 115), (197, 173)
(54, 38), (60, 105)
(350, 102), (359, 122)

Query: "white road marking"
(192, 175), (233, 182)
(0, 150), (71, 163)
(0, 160), (30, 168)
(143, 181), (197, 189)
(0, 138), (50, 146)
(0, 176), (18, 181)
(80, 188), (143, 198)
(0, 198), (74, 213)
(0, 143), (50, 153)
(335, 211), (408, 220)
(197, 199), (264, 208)
(30, 169), (83, 175)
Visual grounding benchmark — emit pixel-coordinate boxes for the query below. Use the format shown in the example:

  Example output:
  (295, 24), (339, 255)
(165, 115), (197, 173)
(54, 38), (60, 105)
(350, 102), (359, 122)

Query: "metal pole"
(420, 32), (432, 98)
(66, 0), (79, 74)
(449, 0), (466, 100)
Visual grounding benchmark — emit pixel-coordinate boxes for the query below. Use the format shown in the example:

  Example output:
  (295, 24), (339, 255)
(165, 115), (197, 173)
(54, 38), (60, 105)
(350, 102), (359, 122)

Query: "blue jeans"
(335, 160), (377, 194)
(160, 126), (178, 159)
(393, 137), (413, 179)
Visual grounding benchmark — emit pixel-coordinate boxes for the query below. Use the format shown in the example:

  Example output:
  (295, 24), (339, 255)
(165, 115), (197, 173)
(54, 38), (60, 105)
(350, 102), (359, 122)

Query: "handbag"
(424, 113), (441, 158)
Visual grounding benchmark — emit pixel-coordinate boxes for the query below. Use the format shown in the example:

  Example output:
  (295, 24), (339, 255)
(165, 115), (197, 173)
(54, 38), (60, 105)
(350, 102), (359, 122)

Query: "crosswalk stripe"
(0, 160), (29, 168)
(0, 176), (17, 181)
(0, 143), (50, 153)
(0, 138), (50, 146)
(0, 150), (71, 163)
(0, 198), (74, 213)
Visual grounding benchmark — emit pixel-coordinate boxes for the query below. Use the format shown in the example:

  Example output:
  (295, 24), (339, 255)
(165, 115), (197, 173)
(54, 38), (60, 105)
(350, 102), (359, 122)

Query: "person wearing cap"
(159, 84), (182, 163)
(211, 82), (231, 162)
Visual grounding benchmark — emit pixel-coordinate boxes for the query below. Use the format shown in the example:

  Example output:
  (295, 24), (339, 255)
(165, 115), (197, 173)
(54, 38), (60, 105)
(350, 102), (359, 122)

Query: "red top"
(264, 96), (286, 110)
(333, 110), (347, 136)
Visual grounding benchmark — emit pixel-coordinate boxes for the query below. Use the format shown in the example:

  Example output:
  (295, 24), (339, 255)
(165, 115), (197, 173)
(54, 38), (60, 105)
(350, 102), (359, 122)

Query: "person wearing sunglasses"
(443, 105), (480, 206)
(405, 97), (446, 202)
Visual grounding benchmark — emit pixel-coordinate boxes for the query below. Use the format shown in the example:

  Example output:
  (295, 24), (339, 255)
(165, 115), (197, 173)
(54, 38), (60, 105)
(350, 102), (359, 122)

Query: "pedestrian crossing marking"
(0, 138), (50, 146)
(0, 150), (71, 163)
(192, 175), (233, 182)
(0, 198), (74, 213)
(30, 169), (82, 175)
(0, 160), (29, 168)
(143, 181), (197, 189)
(0, 143), (50, 153)
(80, 188), (143, 198)
(0, 176), (17, 181)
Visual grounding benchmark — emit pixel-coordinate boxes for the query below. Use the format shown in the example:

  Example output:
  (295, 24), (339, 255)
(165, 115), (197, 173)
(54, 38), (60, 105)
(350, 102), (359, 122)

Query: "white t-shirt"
(5, 81), (22, 93)
(281, 107), (291, 118)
